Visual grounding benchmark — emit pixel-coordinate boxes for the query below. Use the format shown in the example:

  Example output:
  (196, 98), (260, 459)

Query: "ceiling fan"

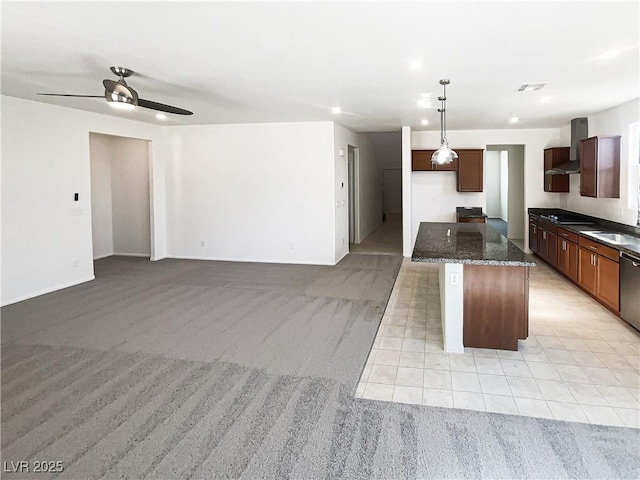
(37, 66), (193, 115)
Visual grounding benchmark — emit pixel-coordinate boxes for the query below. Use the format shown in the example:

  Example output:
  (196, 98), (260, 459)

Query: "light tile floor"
(355, 258), (640, 428)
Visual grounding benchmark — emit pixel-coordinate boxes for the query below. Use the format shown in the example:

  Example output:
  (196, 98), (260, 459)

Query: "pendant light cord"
(440, 82), (447, 144)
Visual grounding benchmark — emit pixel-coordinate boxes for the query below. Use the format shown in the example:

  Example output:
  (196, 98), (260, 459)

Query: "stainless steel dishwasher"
(620, 252), (640, 331)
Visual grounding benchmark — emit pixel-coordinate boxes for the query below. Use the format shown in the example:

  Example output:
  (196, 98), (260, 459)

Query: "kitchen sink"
(582, 231), (640, 245)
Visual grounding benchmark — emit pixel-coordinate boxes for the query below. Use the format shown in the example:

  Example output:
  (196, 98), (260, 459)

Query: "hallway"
(350, 213), (402, 255)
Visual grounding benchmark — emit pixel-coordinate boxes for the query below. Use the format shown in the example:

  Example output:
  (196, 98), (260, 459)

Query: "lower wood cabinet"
(578, 246), (597, 295)
(457, 216), (486, 223)
(557, 238), (578, 283)
(578, 242), (620, 312)
(529, 215), (621, 313)
(537, 227), (557, 268)
(596, 255), (620, 311)
(529, 216), (538, 252)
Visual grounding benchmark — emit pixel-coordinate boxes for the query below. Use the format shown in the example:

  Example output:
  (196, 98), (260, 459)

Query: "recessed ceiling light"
(509, 117), (520, 124)
(539, 96), (552, 104)
(417, 99), (433, 109)
(156, 113), (168, 120)
(409, 60), (423, 70)
(421, 119), (429, 125)
(331, 106), (342, 114)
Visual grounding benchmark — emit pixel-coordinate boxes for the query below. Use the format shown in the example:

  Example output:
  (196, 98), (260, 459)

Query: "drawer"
(578, 236), (619, 262)
(557, 228), (578, 244)
(537, 219), (558, 234)
(458, 216), (486, 223)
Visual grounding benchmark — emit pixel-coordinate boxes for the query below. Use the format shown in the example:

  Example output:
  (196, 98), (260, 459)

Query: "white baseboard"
(93, 253), (113, 260)
(166, 255), (337, 266)
(1, 275), (95, 307)
(112, 253), (151, 258)
(335, 251), (349, 264)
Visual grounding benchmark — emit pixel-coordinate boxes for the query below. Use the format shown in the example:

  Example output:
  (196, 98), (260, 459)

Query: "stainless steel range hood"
(546, 117), (588, 175)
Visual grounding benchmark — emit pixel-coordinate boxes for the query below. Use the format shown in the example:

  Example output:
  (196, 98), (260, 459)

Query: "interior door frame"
(88, 132), (155, 262)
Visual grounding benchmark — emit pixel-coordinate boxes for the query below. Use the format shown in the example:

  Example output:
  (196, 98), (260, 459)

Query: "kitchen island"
(412, 222), (535, 352)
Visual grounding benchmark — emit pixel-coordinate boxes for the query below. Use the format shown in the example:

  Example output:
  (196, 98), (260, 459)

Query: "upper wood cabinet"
(579, 136), (620, 198)
(543, 147), (570, 192)
(411, 148), (484, 191)
(456, 149), (484, 192)
(412, 150), (457, 171)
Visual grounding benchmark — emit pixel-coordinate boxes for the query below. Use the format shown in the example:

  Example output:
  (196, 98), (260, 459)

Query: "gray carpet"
(2, 255), (639, 479)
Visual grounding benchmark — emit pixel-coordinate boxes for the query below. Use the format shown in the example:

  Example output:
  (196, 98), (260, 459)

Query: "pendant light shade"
(431, 141), (458, 165)
(431, 79), (458, 166)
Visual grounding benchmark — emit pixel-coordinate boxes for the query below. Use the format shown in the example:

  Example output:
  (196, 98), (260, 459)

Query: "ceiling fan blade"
(37, 93), (103, 98)
(138, 98), (193, 115)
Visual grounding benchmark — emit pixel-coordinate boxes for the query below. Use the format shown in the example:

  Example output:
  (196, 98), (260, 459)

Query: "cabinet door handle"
(543, 231), (546, 240)
(562, 240), (566, 250)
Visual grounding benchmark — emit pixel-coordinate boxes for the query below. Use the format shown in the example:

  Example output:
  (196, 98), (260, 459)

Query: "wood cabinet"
(578, 236), (620, 311)
(529, 216), (538, 253)
(544, 147), (570, 192)
(578, 246), (597, 295)
(537, 220), (557, 268)
(457, 149), (484, 192)
(579, 136), (621, 198)
(463, 264), (529, 351)
(457, 215), (486, 223)
(557, 228), (578, 282)
(412, 150), (457, 171)
(529, 212), (622, 314)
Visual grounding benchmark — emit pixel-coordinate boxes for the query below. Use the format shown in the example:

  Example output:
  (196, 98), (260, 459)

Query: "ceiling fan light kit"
(37, 66), (193, 116)
(431, 79), (458, 166)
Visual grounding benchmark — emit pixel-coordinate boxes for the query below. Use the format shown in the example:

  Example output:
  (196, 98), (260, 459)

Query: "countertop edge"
(411, 256), (536, 267)
(528, 212), (640, 257)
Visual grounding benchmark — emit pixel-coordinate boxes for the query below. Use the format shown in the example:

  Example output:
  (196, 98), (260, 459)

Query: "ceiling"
(2, 1), (638, 132)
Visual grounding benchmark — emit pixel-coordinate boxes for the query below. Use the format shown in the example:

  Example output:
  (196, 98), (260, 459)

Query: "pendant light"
(431, 79), (458, 166)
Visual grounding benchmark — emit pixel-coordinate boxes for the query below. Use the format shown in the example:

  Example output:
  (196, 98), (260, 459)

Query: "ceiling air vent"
(516, 83), (548, 92)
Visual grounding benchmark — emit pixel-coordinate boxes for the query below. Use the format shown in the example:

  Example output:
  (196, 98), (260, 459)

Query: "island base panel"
(463, 265), (529, 351)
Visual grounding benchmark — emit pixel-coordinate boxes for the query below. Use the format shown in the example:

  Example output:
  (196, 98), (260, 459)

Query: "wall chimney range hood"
(545, 117), (588, 175)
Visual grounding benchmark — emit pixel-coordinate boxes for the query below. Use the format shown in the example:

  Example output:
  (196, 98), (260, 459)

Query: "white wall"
(334, 124), (380, 262)
(164, 122), (336, 265)
(89, 134), (114, 259)
(485, 151), (501, 217)
(1, 96), (164, 306)
(111, 137), (151, 256)
(407, 128), (561, 253)
(559, 98), (640, 226)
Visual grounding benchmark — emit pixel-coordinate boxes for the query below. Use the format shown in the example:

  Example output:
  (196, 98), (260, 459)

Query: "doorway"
(486, 145), (525, 248)
(347, 145), (359, 244)
(89, 133), (152, 263)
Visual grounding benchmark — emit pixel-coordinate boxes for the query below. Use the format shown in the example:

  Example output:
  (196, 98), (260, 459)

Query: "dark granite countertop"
(456, 207), (487, 219)
(528, 208), (640, 258)
(412, 222), (535, 266)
